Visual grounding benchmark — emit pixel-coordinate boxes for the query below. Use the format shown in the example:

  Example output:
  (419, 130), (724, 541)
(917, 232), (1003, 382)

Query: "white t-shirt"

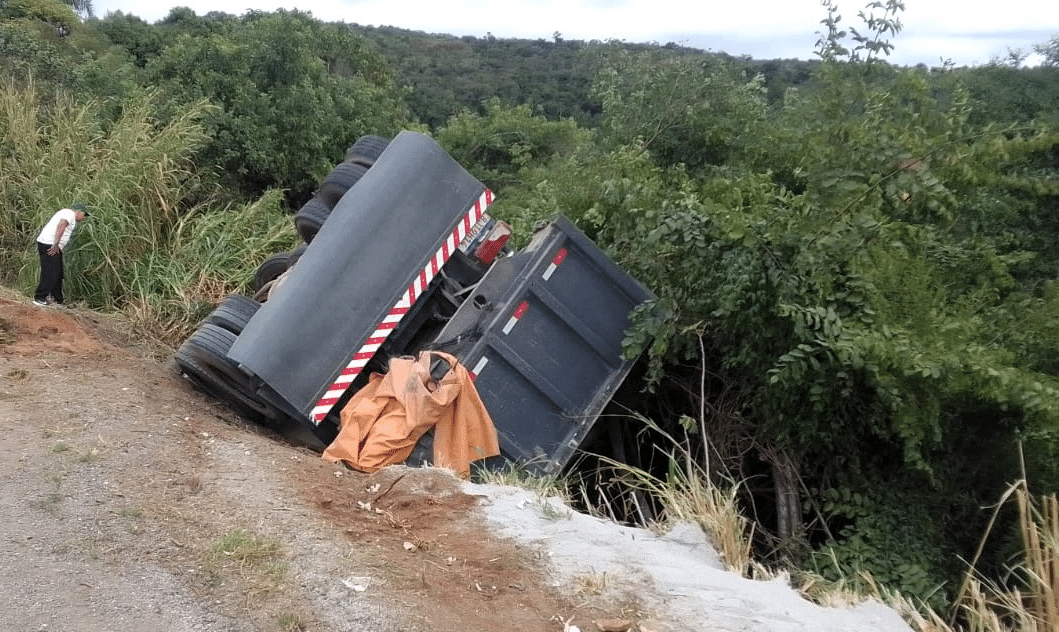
(37, 209), (79, 249)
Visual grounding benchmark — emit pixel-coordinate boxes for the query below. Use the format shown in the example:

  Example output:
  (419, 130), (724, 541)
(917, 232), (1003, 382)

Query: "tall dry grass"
(799, 481), (1059, 632)
(940, 481), (1059, 632)
(1016, 491), (1059, 629)
(1, 78), (298, 342)
(591, 413), (754, 575)
(131, 189), (299, 342)
(1, 76), (208, 291)
(590, 407), (1059, 632)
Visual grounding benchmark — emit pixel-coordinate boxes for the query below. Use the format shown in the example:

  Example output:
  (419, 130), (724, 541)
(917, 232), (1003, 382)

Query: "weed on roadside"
(117, 506), (145, 534)
(76, 447), (102, 463)
(42, 422), (79, 440)
(31, 474), (65, 513)
(118, 507), (143, 519)
(0, 368), (28, 401)
(277, 613), (306, 632)
(474, 461), (574, 520)
(539, 498), (572, 521)
(590, 413), (753, 576)
(574, 571), (607, 595)
(475, 460), (570, 503)
(207, 529), (288, 589)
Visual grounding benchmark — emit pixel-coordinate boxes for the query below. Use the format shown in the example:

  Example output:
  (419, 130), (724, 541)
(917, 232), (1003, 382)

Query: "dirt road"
(0, 295), (620, 632)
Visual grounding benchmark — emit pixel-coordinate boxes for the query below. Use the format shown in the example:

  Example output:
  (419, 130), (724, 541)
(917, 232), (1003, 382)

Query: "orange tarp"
(322, 350), (500, 478)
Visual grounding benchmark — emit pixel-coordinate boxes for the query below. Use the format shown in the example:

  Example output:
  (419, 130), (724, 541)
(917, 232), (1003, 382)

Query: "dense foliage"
(352, 26), (607, 129)
(3, 0), (1059, 617)
(141, 9), (410, 204)
(0, 80), (299, 337)
(429, 14), (1059, 608)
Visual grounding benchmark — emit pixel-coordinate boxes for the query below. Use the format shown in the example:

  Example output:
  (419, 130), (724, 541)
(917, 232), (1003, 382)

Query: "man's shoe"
(32, 299), (47, 307)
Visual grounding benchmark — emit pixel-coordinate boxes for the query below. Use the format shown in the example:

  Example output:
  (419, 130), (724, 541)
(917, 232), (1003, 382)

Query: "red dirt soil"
(0, 295), (627, 632)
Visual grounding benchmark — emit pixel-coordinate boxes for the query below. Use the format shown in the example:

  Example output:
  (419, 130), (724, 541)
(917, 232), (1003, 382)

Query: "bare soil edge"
(0, 293), (625, 632)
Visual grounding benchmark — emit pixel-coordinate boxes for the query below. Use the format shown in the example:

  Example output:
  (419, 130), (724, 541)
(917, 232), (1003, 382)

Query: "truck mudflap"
(429, 215), (654, 475)
(226, 131), (492, 420)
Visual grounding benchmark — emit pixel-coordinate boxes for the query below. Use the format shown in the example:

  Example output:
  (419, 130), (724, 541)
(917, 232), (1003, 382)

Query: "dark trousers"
(34, 242), (64, 304)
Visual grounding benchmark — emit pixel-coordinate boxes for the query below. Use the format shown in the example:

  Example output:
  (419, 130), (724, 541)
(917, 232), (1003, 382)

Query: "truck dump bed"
(227, 132), (490, 419)
(430, 216), (653, 475)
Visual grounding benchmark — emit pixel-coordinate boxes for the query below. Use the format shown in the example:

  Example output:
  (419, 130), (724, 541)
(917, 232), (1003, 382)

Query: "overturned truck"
(175, 132), (652, 476)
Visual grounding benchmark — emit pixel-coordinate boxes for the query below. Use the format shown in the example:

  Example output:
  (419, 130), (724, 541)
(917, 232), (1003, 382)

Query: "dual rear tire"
(176, 297), (278, 421)
(294, 134), (390, 243)
(175, 323), (278, 420)
(177, 134), (394, 432)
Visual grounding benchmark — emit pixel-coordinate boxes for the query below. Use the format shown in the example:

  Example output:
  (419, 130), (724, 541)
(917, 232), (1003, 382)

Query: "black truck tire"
(253, 252), (292, 291)
(288, 244), (307, 268)
(345, 135), (390, 167)
(176, 323), (278, 420)
(318, 161), (368, 210)
(294, 196), (331, 244)
(204, 294), (260, 335)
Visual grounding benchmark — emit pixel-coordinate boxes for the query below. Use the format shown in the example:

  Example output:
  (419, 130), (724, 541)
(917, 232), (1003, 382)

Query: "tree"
(814, 0), (904, 63)
(94, 11), (160, 67)
(0, 0), (79, 32)
(1034, 33), (1059, 67)
(60, 0), (92, 19)
(510, 2), (1059, 605)
(0, 0), (93, 87)
(591, 46), (768, 171)
(145, 9), (410, 203)
(434, 98), (591, 192)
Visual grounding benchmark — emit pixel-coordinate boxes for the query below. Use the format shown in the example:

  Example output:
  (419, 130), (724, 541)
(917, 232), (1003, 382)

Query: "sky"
(92, 0), (1059, 68)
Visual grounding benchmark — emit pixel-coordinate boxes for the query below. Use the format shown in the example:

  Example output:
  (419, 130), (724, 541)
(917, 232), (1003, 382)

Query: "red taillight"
(474, 222), (512, 264)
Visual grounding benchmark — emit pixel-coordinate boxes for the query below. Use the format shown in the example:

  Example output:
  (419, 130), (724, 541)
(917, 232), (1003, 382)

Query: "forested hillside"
(4, 1), (1059, 627)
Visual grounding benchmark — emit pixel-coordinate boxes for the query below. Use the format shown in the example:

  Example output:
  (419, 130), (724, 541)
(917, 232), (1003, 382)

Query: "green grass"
(210, 529), (283, 564)
(0, 79), (299, 345)
(207, 529), (288, 590)
(474, 460), (571, 502)
(276, 613), (307, 632)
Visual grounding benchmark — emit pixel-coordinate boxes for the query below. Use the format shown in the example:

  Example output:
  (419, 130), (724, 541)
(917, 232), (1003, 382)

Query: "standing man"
(33, 202), (88, 307)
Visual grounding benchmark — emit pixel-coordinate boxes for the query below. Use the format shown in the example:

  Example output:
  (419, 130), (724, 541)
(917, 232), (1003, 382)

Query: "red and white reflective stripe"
(542, 247), (567, 280)
(502, 300), (528, 334)
(310, 189), (494, 423)
(470, 356), (489, 379)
